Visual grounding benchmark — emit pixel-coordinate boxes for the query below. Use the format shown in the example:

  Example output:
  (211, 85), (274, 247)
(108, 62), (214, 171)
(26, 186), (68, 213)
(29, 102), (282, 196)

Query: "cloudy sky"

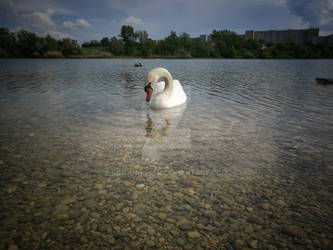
(0, 0), (332, 42)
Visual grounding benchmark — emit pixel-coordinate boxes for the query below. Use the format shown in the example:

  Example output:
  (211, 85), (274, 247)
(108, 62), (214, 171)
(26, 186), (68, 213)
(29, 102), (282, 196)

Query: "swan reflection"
(142, 103), (190, 162)
(145, 114), (171, 138)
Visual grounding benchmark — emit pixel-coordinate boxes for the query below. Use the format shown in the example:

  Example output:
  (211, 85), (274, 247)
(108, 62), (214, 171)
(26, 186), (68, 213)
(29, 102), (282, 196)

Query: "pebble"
(60, 195), (76, 205)
(261, 203), (270, 210)
(276, 200), (287, 207)
(174, 192), (184, 198)
(204, 203), (212, 209)
(80, 236), (88, 244)
(244, 225), (254, 234)
(6, 186), (16, 194)
(187, 231), (201, 238)
(94, 183), (103, 190)
(247, 216), (264, 225)
(136, 184), (145, 189)
(167, 218), (175, 223)
(177, 218), (192, 230)
(38, 183), (47, 188)
(284, 225), (308, 238)
(177, 238), (186, 246)
(235, 239), (244, 247)
(246, 207), (254, 212)
(249, 239), (258, 249)
(131, 241), (141, 247)
(8, 245), (19, 250)
(146, 240), (155, 247)
(11, 174), (26, 183)
(170, 230), (179, 236)
(158, 213), (167, 220)
(203, 210), (217, 218)
(91, 212), (100, 218)
(147, 227), (155, 235)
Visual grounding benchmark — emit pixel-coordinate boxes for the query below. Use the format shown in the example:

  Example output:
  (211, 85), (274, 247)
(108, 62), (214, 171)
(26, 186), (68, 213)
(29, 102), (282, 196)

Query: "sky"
(0, 0), (332, 43)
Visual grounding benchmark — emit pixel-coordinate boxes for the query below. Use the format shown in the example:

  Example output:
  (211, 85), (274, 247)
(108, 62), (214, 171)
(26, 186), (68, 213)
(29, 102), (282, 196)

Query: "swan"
(144, 67), (187, 109)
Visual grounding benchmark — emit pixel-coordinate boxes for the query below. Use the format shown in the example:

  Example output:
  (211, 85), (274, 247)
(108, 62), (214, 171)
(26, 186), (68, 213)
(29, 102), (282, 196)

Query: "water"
(1, 59), (332, 249)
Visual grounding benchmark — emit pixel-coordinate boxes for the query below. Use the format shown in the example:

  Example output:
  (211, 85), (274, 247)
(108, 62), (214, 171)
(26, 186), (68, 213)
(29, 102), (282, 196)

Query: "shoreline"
(1, 56), (333, 60)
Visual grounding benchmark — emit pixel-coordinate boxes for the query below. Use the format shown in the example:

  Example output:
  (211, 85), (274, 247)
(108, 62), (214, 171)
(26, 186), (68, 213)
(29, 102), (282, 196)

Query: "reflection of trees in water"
(0, 72), (57, 94)
(120, 71), (142, 94)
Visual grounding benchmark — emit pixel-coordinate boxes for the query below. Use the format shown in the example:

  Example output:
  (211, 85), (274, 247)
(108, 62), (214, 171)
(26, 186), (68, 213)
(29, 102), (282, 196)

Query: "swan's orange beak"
(146, 88), (153, 102)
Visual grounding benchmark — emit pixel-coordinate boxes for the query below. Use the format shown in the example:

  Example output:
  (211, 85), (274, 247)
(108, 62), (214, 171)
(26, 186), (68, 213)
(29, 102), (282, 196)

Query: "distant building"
(199, 34), (212, 43)
(315, 34), (333, 45)
(244, 28), (319, 45)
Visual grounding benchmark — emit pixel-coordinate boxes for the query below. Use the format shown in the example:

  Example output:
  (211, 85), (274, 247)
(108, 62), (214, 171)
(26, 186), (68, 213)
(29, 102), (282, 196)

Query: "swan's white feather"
(150, 79), (187, 109)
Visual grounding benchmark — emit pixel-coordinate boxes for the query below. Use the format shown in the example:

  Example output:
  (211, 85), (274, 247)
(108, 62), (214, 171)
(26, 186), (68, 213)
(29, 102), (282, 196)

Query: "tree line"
(1, 26), (333, 59)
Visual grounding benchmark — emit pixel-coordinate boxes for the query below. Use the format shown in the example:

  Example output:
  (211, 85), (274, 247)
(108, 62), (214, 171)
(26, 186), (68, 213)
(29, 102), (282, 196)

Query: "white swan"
(144, 68), (187, 109)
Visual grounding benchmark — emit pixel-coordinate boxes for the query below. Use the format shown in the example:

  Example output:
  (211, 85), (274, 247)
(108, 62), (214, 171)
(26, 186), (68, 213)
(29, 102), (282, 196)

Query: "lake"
(0, 59), (332, 249)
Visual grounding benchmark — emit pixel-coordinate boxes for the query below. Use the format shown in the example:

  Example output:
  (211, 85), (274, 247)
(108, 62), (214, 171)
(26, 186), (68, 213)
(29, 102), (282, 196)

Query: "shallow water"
(1, 59), (333, 249)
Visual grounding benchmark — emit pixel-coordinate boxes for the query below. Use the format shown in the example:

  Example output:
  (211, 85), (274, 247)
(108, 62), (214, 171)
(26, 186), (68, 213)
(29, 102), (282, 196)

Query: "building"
(199, 34), (212, 43)
(315, 34), (333, 45)
(244, 28), (319, 45)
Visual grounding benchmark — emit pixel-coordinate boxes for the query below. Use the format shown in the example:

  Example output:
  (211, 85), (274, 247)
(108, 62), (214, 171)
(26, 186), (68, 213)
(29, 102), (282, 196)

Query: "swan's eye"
(144, 82), (152, 92)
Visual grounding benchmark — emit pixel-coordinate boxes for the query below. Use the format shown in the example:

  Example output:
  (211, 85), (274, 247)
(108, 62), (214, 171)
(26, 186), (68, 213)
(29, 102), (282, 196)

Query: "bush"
(44, 50), (64, 58)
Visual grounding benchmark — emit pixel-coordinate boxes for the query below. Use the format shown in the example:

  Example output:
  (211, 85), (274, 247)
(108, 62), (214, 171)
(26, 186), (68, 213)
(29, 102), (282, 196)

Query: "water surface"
(1, 59), (332, 249)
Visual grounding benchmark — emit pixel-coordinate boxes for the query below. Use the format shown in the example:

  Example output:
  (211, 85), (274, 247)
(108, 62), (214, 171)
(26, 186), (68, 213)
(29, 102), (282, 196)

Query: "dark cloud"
(286, 0), (333, 34)
(286, 0), (321, 26)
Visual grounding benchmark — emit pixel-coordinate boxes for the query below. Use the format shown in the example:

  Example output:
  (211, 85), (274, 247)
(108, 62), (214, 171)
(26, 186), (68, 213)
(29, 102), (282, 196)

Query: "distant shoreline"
(1, 56), (333, 60)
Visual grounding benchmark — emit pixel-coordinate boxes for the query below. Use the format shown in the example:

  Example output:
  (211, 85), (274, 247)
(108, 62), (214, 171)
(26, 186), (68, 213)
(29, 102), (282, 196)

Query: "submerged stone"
(284, 225), (307, 238)
(187, 231), (200, 238)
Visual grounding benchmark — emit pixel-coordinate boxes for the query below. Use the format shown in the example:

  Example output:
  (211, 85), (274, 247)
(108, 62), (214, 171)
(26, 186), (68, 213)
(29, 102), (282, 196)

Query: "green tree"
(120, 25), (136, 55)
(178, 32), (191, 55)
(163, 31), (179, 55)
(190, 38), (211, 57)
(107, 36), (124, 55)
(135, 30), (148, 44)
(43, 34), (59, 51)
(0, 28), (17, 57)
(210, 29), (245, 58)
(82, 40), (101, 48)
(16, 30), (42, 57)
(59, 38), (81, 56)
(101, 37), (109, 47)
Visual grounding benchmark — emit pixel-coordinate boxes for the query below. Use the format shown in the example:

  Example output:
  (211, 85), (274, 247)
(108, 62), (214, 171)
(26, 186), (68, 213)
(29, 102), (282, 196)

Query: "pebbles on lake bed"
(1, 68), (333, 249)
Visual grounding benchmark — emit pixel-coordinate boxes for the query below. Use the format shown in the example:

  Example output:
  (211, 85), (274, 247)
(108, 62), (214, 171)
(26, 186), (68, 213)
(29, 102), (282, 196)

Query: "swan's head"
(144, 81), (153, 102)
(145, 68), (172, 102)
(144, 68), (160, 102)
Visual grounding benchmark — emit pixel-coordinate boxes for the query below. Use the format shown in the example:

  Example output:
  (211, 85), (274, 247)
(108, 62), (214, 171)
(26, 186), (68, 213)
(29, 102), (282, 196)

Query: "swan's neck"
(160, 70), (173, 96)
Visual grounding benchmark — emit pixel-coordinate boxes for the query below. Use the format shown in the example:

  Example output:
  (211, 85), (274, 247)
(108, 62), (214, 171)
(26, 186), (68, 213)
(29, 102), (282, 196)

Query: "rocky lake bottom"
(1, 111), (332, 250)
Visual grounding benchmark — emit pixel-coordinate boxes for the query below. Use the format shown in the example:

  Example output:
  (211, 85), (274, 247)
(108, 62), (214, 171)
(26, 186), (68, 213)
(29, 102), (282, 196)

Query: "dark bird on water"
(316, 78), (333, 84)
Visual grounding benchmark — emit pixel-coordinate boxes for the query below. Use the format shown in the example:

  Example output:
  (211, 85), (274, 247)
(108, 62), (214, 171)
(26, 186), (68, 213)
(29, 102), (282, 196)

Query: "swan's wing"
(150, 79), (187, 109)
(154, 81), (165, 94)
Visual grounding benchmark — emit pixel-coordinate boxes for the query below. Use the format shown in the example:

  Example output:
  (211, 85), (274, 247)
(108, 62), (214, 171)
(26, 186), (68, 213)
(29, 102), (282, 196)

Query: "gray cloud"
(286, 0), (333, 33)
(286, 0), (321, 26)
(120, 16), (144, 27)
(0, 0), (71, 14)
(21, 9), (56, 31)
(63, 18), (91, 30)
